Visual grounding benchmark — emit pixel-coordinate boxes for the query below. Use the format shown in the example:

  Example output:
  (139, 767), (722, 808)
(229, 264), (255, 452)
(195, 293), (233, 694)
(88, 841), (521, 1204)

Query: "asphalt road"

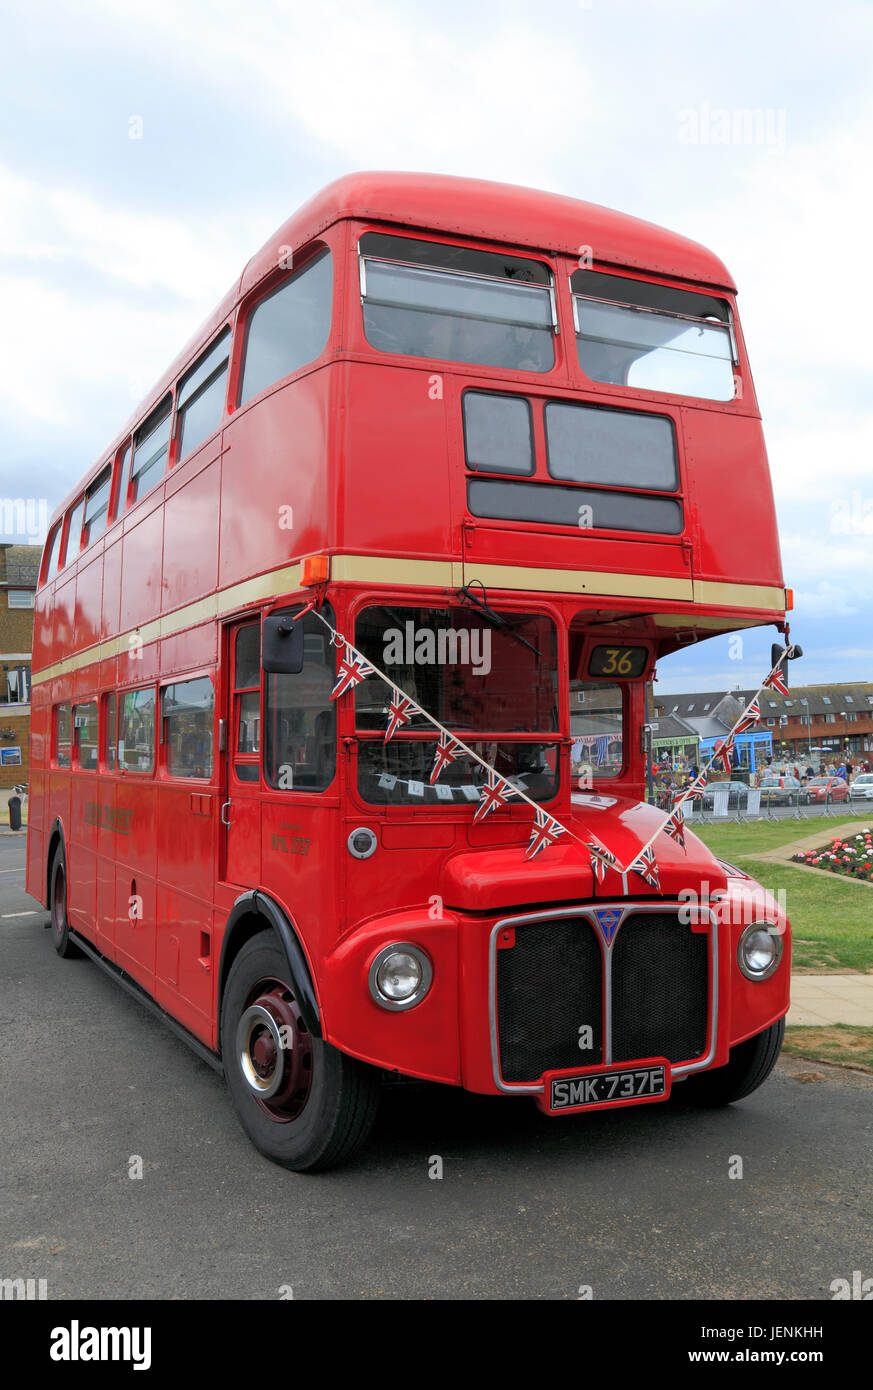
(1, 833), (871, 1301)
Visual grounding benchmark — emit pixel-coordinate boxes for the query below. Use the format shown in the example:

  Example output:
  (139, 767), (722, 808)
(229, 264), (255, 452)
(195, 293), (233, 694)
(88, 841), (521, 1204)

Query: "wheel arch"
(45, 817), (66, 908)
(218, 891), (323, 1047)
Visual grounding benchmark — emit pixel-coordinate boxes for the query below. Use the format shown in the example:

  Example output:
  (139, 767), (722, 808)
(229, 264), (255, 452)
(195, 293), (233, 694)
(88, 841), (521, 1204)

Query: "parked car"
(802, 776), (849, 805)
(758, 776), (802, 806)
(700, 780), (749, 811)
(849, 773), (873, 802)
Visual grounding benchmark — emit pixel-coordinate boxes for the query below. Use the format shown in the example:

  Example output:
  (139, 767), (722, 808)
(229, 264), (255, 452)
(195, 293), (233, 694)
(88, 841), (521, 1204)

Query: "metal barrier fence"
(685, 790), (873, 826)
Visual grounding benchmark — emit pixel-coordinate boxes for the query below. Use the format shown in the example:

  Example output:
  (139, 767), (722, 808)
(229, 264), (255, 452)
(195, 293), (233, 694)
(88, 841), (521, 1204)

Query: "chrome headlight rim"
(368, 942), (433, 1011)
(737, 920), (783, 981)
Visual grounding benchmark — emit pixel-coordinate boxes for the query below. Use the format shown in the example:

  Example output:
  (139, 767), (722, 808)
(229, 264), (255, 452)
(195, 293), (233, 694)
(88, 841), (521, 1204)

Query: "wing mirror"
(262, 614), (305, 674)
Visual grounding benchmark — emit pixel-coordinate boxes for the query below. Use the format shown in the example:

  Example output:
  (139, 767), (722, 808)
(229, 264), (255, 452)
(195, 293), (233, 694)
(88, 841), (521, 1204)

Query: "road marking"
(1, 910), (39, 918)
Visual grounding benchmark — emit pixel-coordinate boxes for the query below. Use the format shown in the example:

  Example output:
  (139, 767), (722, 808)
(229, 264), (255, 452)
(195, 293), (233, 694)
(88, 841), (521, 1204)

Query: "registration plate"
(544, 1061), (669, 1114)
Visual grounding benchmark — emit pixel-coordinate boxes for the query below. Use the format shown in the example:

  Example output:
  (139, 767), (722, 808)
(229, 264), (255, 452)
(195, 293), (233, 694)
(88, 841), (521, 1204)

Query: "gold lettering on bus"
(84, 801), (133, 835)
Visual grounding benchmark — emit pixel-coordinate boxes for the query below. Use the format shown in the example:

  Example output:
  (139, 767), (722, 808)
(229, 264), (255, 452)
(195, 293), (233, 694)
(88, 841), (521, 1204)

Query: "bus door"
(221, 620), (263, 886)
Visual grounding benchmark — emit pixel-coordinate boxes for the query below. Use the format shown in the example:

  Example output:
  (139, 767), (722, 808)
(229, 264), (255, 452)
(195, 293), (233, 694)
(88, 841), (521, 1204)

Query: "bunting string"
(306, 602), (798, 891)
(308, 607), (614, 875)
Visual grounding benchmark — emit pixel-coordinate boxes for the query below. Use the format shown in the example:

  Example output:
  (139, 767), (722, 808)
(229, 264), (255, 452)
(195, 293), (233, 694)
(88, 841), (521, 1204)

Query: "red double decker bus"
(27, 173), (792, 1170)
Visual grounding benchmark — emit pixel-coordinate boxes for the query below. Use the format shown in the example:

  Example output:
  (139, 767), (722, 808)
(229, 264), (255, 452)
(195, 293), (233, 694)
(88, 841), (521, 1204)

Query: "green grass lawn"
(784, 1025), (873, 1074)
(693, 818), (873, 974)
(691, 816), (869, 858)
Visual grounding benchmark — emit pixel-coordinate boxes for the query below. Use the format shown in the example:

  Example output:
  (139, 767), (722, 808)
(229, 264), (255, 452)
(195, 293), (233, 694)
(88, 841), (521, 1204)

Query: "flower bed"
(792, 830), (873, 882)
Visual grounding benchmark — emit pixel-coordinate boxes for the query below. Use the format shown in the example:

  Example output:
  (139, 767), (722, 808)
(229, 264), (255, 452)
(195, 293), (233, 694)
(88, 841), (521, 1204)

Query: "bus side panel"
(219, 372), (332, 590)
(120, 505), (164, 634)
(155, 782), (215, 1040)
(96, 826), (116, 956)
(111, 781), (157, 993)
(102, 539), (122, 641)
(68, 773), (98, 937)
(52, 574), (76, 664)
(32, 589), (53, 672)
(259, 799), (341, 977)
(161, 456), (220, 613)
(160, 623), (216, 680)
(339, 363), (454, 559)
(155, 885), (213, 1045)
(74, 552), (103, 654)
(682, 409), (784, 589)
(94, 775), (120, 954)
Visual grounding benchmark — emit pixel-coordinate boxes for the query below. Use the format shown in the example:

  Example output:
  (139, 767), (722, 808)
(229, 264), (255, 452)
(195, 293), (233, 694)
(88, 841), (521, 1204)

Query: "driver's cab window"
(264, 606), (336, 791)
(570, 681), (624, 780)
(232, 625), (261, 783)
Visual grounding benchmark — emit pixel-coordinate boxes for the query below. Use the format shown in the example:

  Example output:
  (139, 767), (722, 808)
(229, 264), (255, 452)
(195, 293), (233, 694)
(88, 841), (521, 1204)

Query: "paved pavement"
(1, 834), (872, 1300)
(789, 977), (873, 1027)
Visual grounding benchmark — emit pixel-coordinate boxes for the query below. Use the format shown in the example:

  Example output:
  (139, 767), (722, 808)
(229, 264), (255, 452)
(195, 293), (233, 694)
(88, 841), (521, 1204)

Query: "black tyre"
(49, 844), (83, 959)
(675, 1019), (785, 1107)
(221, 932), (379, 1172)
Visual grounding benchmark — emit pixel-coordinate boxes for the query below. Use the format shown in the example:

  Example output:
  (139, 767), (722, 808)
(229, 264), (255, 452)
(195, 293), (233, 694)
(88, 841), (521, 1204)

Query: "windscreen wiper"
(458, 582), (541, 661)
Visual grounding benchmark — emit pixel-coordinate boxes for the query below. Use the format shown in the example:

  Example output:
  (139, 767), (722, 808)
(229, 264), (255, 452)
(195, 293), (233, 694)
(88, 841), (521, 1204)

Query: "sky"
(1, 0), (871, 695)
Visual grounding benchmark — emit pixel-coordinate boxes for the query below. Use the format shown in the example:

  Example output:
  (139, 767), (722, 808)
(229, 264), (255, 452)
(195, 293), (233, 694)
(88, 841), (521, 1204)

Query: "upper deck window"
(359, 233), (555, 373)
(130, 397), (172, 504)
(42, 523), (62, 585)
(240, 249), (333, 405)
(177, 328), (230, 461)
(546, 401), (678, 491)
(571, 270), (736, 401)
(83, 465), (112, 546)
(63, 497), (85, 568)
(462, 391), (534, 475)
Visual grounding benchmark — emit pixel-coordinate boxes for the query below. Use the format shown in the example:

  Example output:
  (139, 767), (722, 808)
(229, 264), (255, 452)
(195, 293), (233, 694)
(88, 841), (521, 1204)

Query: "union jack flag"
(734, 697), (762, 734)
(712, 736), (734, 774)
(681, 772), (707, 801)
(763, 667), (789, 697)
(331, 645), (374, 700)
(473, 769), (518, 822)
(384, 691), (416, 741)
(525, 808), (567, 860)
(662, 809), (686, 850)
(630, 844), (660, 890)
(587, 835), (618, 884)
(430, 732), (461, 784)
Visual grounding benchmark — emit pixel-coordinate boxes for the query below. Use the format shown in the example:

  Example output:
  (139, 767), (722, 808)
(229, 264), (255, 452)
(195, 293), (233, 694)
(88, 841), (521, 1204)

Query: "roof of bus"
(242, 170), (736, 295)
(50, 172), (736, 523)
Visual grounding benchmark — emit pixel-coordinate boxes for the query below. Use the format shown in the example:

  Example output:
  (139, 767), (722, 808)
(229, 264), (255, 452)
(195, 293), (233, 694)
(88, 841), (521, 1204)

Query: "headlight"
(738, 922), (783, 981)
(369, 943), (433, 1011)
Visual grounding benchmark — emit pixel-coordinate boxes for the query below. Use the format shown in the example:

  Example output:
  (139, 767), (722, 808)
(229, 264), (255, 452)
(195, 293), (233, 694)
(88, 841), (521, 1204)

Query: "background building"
(0, 543), (40, 820)
(652, 681), (873, 770)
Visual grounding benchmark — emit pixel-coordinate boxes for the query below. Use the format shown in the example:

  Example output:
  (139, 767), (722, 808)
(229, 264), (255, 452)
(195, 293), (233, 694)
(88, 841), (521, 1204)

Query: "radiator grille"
(494, 909), (709, 1084)
(611, 913), (709, 1065)
(496, 917), (603, 1083)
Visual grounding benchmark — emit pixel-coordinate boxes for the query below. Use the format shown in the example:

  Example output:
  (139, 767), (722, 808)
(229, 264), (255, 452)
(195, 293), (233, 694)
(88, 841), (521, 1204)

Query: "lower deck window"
(162, 677), (214, 778)
(119, 688), (155, 773)
(570, 682), (624, 779)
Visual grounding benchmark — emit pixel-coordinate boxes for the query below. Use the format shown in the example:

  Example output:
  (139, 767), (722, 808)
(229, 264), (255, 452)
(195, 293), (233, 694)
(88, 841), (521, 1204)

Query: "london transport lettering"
(83, 802), (132, 835)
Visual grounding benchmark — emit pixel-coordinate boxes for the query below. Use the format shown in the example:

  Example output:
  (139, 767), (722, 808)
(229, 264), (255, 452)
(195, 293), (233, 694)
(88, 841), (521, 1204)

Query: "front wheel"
(221, 932), (379, 1171)
(674, 1019), (785, 1107)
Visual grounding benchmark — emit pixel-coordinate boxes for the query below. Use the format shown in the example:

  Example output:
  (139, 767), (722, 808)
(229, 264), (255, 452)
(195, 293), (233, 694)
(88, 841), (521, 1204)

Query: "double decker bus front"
(314, 188), (790, 1110)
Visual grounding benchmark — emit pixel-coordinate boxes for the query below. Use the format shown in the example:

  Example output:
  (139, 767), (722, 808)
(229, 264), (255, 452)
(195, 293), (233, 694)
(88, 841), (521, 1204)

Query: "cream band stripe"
(31, 553), (786, 686)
